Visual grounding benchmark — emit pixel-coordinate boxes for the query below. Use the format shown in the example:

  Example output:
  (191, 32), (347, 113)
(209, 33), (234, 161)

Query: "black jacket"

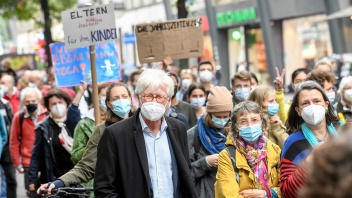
(0, 98), (13, 163)
(28, 105), (81, 185)
(94, 108), (197, 198)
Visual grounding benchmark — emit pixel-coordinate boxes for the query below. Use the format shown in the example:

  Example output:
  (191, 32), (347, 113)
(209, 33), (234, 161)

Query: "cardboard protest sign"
(61, 3), (117, 49)
(50, 41), (121, 87)
(135, 18), (204, 63)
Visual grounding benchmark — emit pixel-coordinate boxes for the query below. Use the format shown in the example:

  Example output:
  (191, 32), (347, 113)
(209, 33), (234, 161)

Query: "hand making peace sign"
(273, 67), (285, 91)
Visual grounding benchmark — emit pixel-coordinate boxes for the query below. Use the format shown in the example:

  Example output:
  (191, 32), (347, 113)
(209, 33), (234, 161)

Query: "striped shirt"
(280, 130), (312, 198)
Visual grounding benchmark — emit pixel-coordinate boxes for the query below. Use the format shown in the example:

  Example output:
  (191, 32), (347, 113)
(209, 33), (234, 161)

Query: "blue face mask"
(235, 88), (250, 101)
(238, 125), (262, 144)
(110, 99), (131, 118)
(212, 116), (229, 129)
(267, 103), (279, 116)
(190, 98), (205, 109)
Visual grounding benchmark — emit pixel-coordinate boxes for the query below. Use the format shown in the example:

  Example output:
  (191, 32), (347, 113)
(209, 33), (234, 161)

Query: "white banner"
(61, 3), (117, 49)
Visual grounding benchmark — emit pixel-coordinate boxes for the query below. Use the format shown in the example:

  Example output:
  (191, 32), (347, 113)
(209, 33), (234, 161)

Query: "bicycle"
(38, 186), (93, 198)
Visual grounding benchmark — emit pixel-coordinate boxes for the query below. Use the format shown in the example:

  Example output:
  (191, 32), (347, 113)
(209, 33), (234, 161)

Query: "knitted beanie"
(206, 86), (233, 112)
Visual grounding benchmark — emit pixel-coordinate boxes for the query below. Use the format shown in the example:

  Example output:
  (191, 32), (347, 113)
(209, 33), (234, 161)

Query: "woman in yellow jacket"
(215, 101), (282, 198)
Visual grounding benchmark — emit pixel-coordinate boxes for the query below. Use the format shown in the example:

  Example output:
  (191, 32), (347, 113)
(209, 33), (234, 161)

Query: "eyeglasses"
(236, 118), (262, 128)
(143, 94), (167, 103)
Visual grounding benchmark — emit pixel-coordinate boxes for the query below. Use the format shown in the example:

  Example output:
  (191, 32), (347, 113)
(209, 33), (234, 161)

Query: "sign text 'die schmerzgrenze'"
(61, 3), (117, 49)
(136, 19), (201, 33)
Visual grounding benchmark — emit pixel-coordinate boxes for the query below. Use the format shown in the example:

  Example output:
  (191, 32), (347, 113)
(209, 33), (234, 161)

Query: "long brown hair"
(287, 80), (339, 133)
(105, 82), (134, 123)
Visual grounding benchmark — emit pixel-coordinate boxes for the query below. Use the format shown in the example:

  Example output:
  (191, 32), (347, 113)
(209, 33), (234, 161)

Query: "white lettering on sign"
(61, 3), (116, 49)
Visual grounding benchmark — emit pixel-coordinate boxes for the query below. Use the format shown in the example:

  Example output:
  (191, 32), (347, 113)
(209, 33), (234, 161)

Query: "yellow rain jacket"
(215, 137), (282, 198)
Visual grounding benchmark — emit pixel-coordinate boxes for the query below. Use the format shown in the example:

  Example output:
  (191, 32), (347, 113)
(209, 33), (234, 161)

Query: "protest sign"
(50, 41), (121, 87)
(61, 3), (117, 49)
(135, 18), (204, 64)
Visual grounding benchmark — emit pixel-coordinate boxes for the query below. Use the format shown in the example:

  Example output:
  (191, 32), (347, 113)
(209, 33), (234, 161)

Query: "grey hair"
(230, 101), (267, 137)
(20, 87), (42, 103)
(338, 76), (352, 94)
(135, 69), (175, 98)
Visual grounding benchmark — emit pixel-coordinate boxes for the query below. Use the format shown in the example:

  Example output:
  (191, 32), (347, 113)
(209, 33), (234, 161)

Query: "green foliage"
(0, 0), (78, 22)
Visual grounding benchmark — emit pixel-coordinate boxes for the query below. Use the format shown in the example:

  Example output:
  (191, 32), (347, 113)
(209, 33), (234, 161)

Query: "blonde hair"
(314, 61), (332, 72)
(247, 85), (275, 111)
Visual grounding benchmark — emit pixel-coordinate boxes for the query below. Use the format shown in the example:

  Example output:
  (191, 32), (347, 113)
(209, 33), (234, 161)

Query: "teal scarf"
(301, 123), (337, 147)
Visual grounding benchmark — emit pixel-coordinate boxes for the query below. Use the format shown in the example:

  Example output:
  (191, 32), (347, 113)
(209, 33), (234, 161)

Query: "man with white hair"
(94, 69), (197, 198)
(1, 74), (20, 114)
(9, 87), (47, 194)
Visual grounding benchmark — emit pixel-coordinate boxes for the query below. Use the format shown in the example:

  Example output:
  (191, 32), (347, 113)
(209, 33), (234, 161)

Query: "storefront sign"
(217, 7), (257, 27)
(61, 3), (117, 49)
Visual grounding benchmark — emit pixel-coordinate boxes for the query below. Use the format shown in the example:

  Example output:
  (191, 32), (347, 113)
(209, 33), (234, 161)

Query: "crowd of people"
(0, 57), (352, 198)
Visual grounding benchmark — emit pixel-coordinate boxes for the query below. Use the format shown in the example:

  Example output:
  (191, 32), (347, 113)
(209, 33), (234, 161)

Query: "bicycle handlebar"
(39, 187), (93, 195)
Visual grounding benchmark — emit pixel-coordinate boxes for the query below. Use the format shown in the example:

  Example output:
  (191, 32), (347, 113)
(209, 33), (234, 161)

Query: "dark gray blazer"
(94, 108), (197, 198)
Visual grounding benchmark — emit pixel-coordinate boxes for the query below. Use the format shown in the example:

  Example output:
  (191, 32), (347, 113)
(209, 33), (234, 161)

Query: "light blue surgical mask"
(110, 99), (131, 118)
(325, 92), (335, 103)
(235, 88), (250, 101)
(238, 124), (262, 144)
(190, 98), (205, 109)
(100, 97), (107, 112)
(267, 103), (279, 116)
(212, 116), (229, 129)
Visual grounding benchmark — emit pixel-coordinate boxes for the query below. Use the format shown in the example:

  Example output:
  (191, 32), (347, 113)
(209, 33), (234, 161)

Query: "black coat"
(28, 105), (81, 185)
(94, 109), (197, 198)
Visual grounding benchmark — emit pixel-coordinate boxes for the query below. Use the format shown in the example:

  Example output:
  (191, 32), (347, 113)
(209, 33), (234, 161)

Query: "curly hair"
(300, 132), (352, 198)
(307, 70), (336, 88)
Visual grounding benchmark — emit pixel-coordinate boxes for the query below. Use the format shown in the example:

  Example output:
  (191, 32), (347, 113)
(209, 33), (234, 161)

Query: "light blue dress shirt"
(139, 114), (174, 198)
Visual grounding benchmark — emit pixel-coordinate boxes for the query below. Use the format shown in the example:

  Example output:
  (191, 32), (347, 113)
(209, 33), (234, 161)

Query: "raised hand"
(78, 80), (88, 93)
(273, 67), (285, 91)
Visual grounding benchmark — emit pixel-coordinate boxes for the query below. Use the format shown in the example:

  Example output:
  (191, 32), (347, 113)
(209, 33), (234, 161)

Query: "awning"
(327, 6), (352, 20)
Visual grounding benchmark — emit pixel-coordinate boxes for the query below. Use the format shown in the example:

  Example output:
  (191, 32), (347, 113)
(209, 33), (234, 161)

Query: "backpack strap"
(18, 112), (25, 141)
(225, 145), (240, 184)
(193, 125), (200, 153)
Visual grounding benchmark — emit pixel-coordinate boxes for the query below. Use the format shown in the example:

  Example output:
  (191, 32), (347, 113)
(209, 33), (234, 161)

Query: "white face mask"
(141, 102), (167, 121)
(51, 103), (67, 117)
(181, 79), (192, 90)
(190, 98), (205, 109)
(0, 85), (9, 94)
(344, 89), (352, 102)
(301, 104), (326, 125)
(199, 70), (213, 83)
(28, 82), (37, 88)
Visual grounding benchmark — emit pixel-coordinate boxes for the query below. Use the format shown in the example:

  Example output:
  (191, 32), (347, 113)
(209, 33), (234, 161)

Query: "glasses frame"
(142, 94), (167, 103)
(236, 118), (262, 128)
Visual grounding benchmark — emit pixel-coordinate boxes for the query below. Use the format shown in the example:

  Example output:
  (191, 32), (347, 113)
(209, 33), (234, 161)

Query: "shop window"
(283, 14), (332, 84)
